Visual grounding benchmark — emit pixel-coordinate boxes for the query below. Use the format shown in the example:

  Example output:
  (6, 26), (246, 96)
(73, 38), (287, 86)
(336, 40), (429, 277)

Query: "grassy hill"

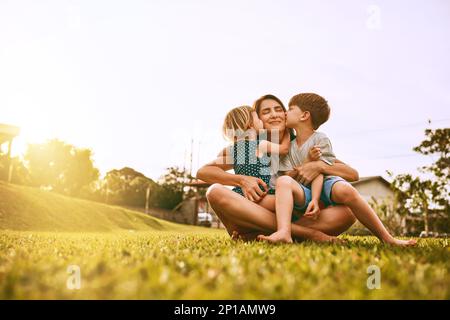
(0, 181), (193, 232)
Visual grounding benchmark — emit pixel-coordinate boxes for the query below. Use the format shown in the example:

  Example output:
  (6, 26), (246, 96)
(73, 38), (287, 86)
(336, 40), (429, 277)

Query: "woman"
(196, 94), (359, 242)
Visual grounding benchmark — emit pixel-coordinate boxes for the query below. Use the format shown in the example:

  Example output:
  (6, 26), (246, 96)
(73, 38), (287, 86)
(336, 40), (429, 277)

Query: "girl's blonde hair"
(222, 105), (253, 141)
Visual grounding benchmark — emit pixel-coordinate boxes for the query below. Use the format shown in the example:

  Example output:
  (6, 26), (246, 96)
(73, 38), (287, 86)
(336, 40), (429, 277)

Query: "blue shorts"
(320, 176), (347, 207)
(290, 176), (347, 221)
(290, 183), (311, 222)
(292, 184), (312, 213)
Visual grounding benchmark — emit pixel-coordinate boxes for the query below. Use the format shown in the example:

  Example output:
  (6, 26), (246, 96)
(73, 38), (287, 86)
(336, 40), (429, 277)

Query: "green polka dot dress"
(232, 139), (275, 196)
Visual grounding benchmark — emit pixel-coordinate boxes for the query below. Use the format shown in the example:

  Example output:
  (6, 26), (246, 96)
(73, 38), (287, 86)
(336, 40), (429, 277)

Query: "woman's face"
(258, 99), (287, 131)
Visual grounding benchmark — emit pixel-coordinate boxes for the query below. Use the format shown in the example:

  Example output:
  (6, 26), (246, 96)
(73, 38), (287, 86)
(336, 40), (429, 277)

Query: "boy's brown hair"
(289, 93), (330, 129)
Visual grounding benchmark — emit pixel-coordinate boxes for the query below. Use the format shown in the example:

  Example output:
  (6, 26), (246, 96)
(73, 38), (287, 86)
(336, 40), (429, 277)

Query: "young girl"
(220, 105), (291, 198)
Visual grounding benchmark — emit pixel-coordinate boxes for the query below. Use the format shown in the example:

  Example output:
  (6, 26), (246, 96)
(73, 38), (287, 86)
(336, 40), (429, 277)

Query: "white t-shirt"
(269, 131), (336, 187)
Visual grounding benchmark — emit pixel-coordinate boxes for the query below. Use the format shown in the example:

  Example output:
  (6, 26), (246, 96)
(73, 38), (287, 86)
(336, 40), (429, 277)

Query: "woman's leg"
(330, 182), (417, 246)
(294, 204), (356, 236)
(206, 183), (338, 242)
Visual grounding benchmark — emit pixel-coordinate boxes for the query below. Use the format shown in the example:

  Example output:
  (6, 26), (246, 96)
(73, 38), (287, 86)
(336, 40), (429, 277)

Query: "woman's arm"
(295, 159), (359, 185)
(196, 148), (269, 202)
(196, 159), (239, 186)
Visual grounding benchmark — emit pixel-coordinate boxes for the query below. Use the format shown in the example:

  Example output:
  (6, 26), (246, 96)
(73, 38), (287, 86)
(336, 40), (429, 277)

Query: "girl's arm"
(257, 129), (290, 156)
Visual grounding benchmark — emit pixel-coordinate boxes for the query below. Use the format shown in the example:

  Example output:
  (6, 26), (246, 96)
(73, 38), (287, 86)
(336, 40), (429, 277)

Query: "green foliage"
(413, 128), (449, 180)
(389, 128), (449, 233)
(153, 166), (195, 210)
(101, 167), (156, 206)
(24, 139), (100, 196)
(0, 155), (31, 185)
(369, 197), (406, 236)
(97, 166), (188, 210)
(149, 183), (184, 210)
(0, 231), (448, 299)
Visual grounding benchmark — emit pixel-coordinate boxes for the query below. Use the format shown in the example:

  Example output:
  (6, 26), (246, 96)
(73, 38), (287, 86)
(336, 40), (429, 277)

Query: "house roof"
(0, 123), (20, 145)
(185, 180), (211, 188)
(351, 176), (391, 188)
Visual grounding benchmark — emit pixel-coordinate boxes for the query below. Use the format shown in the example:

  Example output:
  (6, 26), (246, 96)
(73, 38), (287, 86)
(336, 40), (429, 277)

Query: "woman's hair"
(252, 94), (286, 115)
(222, 105), (253, 141)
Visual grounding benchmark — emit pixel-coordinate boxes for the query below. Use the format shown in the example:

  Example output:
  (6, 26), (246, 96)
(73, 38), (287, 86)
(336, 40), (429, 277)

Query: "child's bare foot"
(385, 238), (417, 247)
(257, 230), (293, 244)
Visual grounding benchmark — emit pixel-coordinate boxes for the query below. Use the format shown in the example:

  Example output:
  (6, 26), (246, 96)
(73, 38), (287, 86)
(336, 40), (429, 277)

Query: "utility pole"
(145, 184), (150, 214)
(189, 137), (194, 180)
(197, 140), (201, 176)
(7, 139), (13, 182)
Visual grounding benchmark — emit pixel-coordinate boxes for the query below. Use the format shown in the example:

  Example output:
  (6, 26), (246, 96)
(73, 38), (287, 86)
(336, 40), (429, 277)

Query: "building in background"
(350, 176), (394, 203)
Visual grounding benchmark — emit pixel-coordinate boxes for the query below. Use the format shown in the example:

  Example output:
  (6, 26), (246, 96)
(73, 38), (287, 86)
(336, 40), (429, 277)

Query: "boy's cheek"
(285, 116), (294, 127)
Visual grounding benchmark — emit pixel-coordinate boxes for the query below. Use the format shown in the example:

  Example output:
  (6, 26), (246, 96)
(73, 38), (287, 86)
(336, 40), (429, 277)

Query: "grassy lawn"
(0, 182), (448, 299)
(1, 230), (448, 299)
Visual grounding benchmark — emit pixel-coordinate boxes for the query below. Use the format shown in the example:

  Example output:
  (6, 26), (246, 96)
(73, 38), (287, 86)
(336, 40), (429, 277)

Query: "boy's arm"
(303, 174), (323, 218)
(310, 174), (324, 201)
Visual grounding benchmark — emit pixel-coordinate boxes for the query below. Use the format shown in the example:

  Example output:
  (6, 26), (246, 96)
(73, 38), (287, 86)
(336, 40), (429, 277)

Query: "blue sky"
(1, 0), (449, 181)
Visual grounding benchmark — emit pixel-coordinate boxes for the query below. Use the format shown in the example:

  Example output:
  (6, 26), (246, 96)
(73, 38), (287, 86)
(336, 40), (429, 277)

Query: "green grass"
(0, 181), (189, 232)
(0, 182), (449, 299)
(0, 231), (448, 299)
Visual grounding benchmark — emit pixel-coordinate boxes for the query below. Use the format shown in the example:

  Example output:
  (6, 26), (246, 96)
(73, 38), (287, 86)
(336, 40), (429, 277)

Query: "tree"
(390, 128), (449, 234)
(159, 166), (195, 192)
(102, 167), (156, 206)
(24, 139), (99, 196)
(0, 154), (31, 185)
(99, 166), (190, 210)
(154, 166), (195, 209)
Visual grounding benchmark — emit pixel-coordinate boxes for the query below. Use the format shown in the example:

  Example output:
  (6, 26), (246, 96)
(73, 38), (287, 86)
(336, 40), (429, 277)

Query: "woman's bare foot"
(256, 230), (293, 244)
(231, 230), (260, 242)
(384, 237), (417, 247)
(231, 231), (241, 241)
(308, 230), (345, 244)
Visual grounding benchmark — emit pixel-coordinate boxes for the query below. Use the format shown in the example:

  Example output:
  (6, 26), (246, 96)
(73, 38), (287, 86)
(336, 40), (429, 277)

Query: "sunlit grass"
(0, 182), (448, 299)
(0, 230), (448, 299)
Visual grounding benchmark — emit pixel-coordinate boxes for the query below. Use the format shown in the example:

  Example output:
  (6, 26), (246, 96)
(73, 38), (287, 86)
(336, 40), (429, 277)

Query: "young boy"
(258, 93), (417, 247)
